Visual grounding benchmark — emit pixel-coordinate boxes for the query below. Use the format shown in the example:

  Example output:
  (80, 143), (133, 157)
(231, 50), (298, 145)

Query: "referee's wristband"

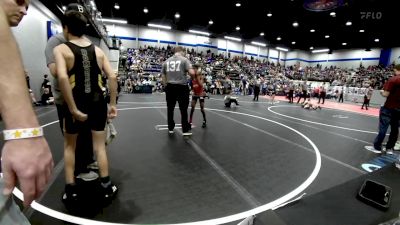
(3, 127), (44, 141)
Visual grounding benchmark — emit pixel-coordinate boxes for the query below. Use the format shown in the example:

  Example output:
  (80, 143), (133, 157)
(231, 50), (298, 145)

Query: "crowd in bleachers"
(118, 46), (394, 97)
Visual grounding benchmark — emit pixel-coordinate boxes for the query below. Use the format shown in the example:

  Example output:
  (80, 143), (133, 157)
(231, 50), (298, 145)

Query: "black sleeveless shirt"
(64, 42), (104, 103)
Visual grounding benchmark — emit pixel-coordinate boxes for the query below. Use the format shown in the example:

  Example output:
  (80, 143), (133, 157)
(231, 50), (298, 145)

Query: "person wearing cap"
(0, 0), (53, 224)
(45, 3), (98, 184)
(54, 10), (118, 203)
(189, 64), (207, 128)
(162, 46), (195, 136)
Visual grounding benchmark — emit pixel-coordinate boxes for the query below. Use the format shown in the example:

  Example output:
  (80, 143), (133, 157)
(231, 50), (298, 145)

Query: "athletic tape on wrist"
(2, 127), (43, 140)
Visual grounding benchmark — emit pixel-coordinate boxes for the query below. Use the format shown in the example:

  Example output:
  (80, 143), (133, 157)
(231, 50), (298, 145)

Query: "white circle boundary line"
(267, 105), (378, 134)
(322, 107), (379, 118)
(13, 107), (321, 225)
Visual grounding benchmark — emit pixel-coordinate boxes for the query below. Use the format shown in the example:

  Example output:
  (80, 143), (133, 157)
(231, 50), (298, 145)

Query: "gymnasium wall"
(268, 49), (279, 64)
(309, 49), (381, 68)
(12, 0), (61, 100)
(297, 50), (312, 65)
(285, 51), (300, 67)
(105, 24), (276, 61)
(11, 0), (393, 101)
(283, 49), (380, 68)
(390, 47), (400, 65)
(106, 23), (298, 67)
(283, 50), (311, 67)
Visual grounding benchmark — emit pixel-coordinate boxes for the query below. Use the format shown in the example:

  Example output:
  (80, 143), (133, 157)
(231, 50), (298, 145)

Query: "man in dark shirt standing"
(338, 87), (344, 103)
(365, 65), (400, 154)
(288, 82), (294, 103)
(318, 83), (326, 104)
(162, 46), (195, 136)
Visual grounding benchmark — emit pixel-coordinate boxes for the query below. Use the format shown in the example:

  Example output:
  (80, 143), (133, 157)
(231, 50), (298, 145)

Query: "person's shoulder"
(54, 43), (72, 55)
(53, 44), (63, 52)
(54, 43), (68, 50)
(94, 45), (105, 55)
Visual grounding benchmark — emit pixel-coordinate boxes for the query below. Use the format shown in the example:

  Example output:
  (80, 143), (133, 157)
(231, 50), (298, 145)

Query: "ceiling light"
(236, 2), (241, 7)
(346, 21), (352, 26)
(260, 32), (264, 36)
(209, 20), (213, 25)
(276, 47), (289, 52)
(359, 29), (365, 33)
(330, 12), (336, 17)
(292, 41), (296, 45)
(114, 3), (120, 10)
(310, 47), (314, 50)
(325, 35), (330, 38)
(292, 22), (299, 27)
(310, 29), (315, 32)
(189, 30), (210, 36)
(148, 23), (171, 30)
(102, 18), (128, 24)
(267, 13), (272, 17)
(342, 42), (347, 46)
(62, 5), (67, 11)
(224, 36), (241, 42)
(277, 36), (282, 41)
(236, 26), (240, 31)
(175, 13), (180, 19)
(251, 41), (266, 47)
(312, 49), (330, 53)
(143, 7), (148, 13)
(375, 39), (380, 42)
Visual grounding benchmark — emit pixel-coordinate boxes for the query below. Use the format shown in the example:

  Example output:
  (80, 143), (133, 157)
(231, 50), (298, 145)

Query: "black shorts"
(192, 96), (205, 103)
(63, 96), (107, 134)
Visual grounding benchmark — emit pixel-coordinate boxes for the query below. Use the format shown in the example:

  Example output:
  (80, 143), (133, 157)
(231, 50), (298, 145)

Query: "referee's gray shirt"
(44, 33), (66, 104)
(162, 54), (192, 85)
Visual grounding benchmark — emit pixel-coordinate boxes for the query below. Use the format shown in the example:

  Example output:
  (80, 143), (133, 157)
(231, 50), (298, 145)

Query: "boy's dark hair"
(62, 11), (88, 37)
(65, 3), (87, 15)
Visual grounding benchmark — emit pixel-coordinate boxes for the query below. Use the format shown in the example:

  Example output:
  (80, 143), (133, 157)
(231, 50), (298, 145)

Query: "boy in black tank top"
(54, 11), (118, 204)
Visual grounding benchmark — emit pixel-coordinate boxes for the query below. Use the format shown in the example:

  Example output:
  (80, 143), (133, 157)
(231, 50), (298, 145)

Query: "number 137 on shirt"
(166, 61), (181, 72)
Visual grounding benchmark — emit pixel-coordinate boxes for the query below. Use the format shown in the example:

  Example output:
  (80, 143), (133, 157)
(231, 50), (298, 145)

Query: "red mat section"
(262, 95), (380, 117)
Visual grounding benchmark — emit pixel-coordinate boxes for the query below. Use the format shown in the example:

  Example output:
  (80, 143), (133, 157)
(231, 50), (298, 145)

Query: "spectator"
(0, 2), (53, 224)
(365, 65), (400, 154)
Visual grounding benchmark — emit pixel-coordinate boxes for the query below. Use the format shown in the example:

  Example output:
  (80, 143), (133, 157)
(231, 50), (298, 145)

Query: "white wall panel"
(12, 0), (61, 98)
(390, 47), (400, 65)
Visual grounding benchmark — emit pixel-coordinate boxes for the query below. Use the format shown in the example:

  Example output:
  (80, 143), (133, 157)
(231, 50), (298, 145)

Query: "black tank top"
(65, 42), (104, 101)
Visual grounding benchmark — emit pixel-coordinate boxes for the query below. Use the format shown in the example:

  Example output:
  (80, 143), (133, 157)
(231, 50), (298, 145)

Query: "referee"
(162, 46), (195, 136)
